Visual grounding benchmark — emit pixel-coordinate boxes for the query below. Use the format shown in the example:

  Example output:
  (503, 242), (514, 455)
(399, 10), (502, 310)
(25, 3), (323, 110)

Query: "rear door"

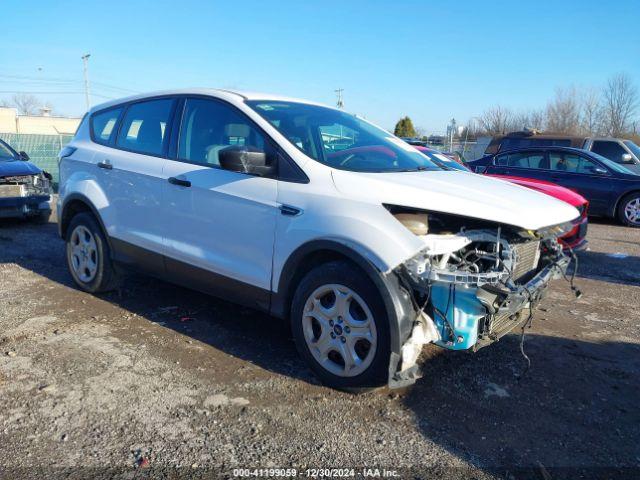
(486, 150), (549, 180)
(161, 97), (278, 310)
(546, 151), (614, 215)
(98, 97), (177, 273)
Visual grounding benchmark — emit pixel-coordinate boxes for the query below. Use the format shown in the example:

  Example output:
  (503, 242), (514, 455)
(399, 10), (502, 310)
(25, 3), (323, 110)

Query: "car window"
(116, 99), (174, 156)
(587, 151), (636, 174)
(501, 138), (571, 150)
(92, 107), (122, 143)
(549, 152), (600, 174)
(495, 152), (545, 169)
(623, 140), (640, 159)
(247, 101), (442, 172)
(178, 98), (273, 167)
(591, 140), (626, 162)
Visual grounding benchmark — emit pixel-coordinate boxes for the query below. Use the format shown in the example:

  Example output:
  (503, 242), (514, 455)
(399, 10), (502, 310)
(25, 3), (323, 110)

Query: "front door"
(161, 97), (278, 310)
(546, 151), (614, 215)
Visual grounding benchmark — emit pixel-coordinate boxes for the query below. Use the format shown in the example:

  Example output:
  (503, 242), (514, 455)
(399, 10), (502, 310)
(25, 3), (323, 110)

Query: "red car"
(489, 175), (588, 251)
(413, 146), (588, 250)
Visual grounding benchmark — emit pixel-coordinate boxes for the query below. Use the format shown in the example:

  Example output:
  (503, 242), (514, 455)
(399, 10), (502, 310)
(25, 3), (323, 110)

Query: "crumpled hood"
(332, 169), (579, 231)
(0, 160), (41, 177)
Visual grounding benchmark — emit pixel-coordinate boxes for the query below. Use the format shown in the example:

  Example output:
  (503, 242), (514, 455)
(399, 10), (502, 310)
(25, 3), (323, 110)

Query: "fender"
(58, 192), (110, 247)
(271, 239), (417, 383)
(612, 189), (640, 218)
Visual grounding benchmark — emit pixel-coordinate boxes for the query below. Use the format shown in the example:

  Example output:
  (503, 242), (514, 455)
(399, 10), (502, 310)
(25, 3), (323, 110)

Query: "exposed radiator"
(512, 240), (541, 283)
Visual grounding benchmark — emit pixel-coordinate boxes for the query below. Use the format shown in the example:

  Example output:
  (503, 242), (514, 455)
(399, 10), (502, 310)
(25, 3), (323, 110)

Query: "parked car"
(468, 146), (640, 227)
(485, 131), (640, 174)
(0, 138), (52, 223)
(414, 146), (588, 249)
(58, 89), (579, 391)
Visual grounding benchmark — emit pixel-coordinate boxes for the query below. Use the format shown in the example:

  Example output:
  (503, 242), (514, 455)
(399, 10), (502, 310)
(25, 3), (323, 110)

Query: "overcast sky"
(1, 0), (639, 133)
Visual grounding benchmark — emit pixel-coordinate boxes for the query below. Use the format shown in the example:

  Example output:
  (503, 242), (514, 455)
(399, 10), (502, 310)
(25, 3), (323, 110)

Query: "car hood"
(487, 174), (587, 207)
(331, 169), (579, 231)
(0, 160), (41, 177)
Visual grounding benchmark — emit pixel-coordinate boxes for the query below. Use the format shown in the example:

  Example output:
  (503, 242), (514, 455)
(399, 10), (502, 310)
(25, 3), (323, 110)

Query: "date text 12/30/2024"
(232, 468), (400, 478)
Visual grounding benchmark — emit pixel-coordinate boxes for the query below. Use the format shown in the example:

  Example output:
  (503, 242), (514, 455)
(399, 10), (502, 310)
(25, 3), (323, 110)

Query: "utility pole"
(335, 88), (344, 109)
(81, 53), (91, 111)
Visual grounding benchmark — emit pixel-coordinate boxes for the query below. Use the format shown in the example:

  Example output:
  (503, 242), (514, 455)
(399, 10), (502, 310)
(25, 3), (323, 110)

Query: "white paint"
(60, 88), (579, 298)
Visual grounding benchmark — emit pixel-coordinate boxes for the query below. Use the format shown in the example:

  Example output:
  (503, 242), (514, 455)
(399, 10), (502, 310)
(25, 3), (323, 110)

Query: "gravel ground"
(0, 207), (639, 479)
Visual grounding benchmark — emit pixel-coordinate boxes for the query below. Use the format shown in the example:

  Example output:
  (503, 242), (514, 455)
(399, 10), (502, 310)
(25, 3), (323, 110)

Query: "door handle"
(168, 176), (191, 187)
(279, 204), (302, 216)
(97, 160), (112, 170)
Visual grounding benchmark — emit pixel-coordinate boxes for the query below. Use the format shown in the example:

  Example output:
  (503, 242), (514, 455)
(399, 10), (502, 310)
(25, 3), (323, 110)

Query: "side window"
(177, 98), (274, 167)
(116, 99), (174, 156)
(91, 107), (122, 143)
(496, 152), (545, 169)
(591, 141), (626, 163)
(549, 153), (599, 174)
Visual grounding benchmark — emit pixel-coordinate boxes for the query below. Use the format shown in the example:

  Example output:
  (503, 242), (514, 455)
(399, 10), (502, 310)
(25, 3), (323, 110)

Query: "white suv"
(58, 89), (578, 391)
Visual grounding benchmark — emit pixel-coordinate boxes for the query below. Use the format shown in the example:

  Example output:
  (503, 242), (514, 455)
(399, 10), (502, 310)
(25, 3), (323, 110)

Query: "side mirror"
(218, 145), (275, 176)
(18, 151), (30, 161)
(621, 153), (635, 164)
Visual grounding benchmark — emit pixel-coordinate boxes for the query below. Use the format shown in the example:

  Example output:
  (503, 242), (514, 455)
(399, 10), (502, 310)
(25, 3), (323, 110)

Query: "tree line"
(0, 94), (54, 116)
(474, 73), (638, 138)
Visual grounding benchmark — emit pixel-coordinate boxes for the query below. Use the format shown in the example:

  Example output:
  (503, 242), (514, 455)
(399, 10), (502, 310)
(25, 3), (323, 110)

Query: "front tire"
(65, 212), (120, 293)
(290, 261), (391, 392)
(618, 192), (640, 227)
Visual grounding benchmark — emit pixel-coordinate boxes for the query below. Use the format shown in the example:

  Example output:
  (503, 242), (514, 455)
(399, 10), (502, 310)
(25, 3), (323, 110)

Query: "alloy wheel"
(624, 197), (640, 225)
(69, 225), (99, 283)
(302, 284), (377, 377)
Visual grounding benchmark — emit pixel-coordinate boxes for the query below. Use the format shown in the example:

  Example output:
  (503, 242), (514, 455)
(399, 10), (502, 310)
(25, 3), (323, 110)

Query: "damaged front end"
(387, 206), (574, 384)
(0, 172), (52, 219)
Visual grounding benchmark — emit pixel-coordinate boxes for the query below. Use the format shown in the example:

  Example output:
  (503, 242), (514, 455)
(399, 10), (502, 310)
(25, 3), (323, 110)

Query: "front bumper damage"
(0, 173), (52, 219)
(388, 211), (574, 387)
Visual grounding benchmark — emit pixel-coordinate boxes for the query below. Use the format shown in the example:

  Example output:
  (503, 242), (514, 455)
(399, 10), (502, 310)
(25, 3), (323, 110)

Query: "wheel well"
(59, 199), (93, 239)
(279, 249), (370, 319)
(615, 190), (640, 217)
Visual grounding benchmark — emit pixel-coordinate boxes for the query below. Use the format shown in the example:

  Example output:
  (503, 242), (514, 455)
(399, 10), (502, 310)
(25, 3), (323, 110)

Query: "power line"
(0, 74), (139, 94)
(0, 90), (115, 99)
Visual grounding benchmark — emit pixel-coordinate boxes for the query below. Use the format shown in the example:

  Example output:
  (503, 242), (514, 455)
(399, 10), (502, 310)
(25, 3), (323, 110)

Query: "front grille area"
(0, 184), (25, 198)
(512, 240), (540, 283)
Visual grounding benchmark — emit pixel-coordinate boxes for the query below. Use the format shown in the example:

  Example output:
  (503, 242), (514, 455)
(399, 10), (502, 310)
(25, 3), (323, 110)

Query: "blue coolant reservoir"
(430, 283), (487, 350)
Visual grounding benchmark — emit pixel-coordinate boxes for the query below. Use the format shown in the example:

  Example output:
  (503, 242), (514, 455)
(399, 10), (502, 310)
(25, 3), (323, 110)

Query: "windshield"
(589, 151), (637, 175)
(424, 151), (469, 171)
(0, 141), (16, 161)
(623, 140), (640, 159)
(246, 101), (442, 172)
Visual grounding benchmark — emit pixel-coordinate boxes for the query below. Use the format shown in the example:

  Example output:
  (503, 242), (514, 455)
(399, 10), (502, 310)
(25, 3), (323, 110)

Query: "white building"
(0, 107), (81, 135)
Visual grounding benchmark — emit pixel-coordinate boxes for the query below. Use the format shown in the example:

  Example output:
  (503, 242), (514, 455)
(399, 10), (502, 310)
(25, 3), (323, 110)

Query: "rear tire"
(617, 192), (640, 227)
(290, 260), (391, 392)
(65, 212), (120, 293)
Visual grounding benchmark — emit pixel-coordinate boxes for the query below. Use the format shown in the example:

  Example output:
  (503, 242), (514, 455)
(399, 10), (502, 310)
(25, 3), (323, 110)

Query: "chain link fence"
(0, 133), (72, 189)
(0, 133), (491, 192)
